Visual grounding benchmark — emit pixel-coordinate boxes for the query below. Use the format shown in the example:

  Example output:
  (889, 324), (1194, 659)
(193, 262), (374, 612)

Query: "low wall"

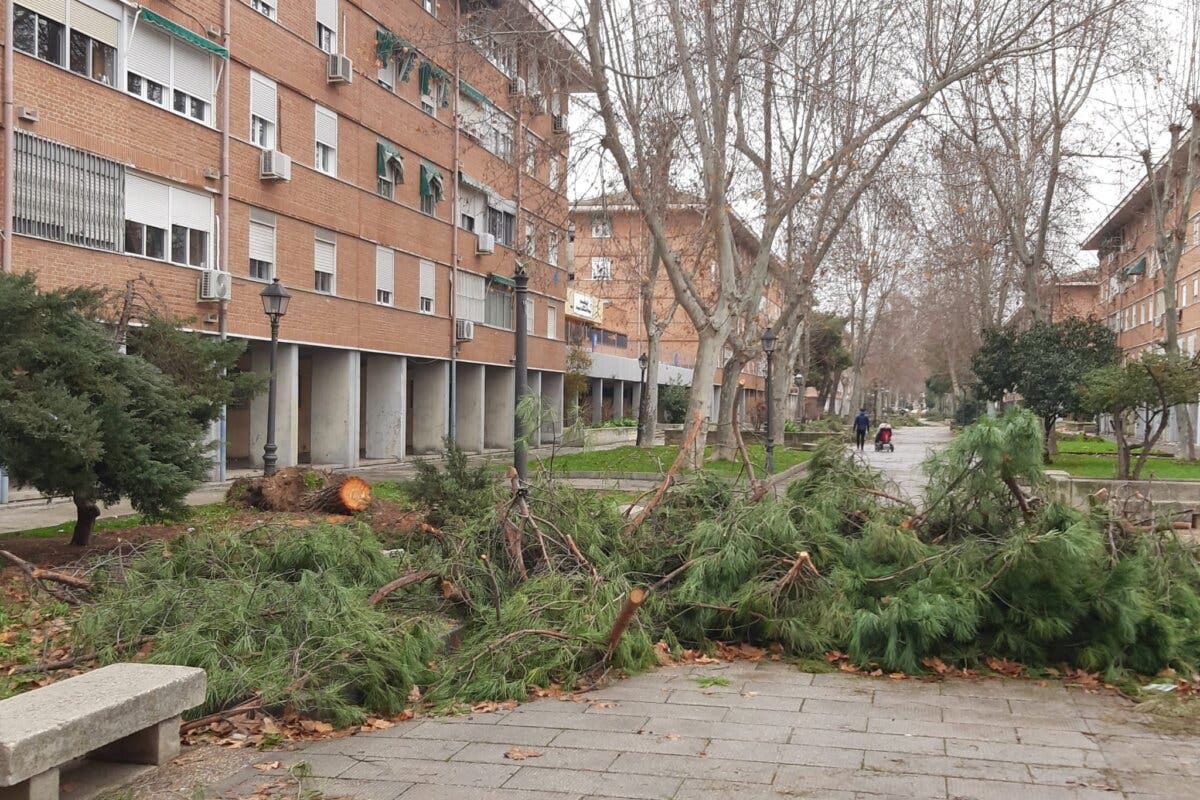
(662, 428), (842, 448)
(1044, 470), (1200, 515)
(561, 427), (639, 448)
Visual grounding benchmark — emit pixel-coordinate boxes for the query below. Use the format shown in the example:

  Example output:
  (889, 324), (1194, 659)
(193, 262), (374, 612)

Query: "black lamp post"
(636, 352), (649, 446)
(514, 263), (529, 484)
(762, 329), (777, 474)
(259, 278), (291, 476)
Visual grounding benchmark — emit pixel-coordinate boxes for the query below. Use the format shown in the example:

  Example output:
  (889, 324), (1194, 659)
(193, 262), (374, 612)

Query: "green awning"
(377, 142), (404, 180)
(1124, 257), (1146, 277)
(460, 80), (490, 107)
(418, 62), (432, 96)
(489, 273), (516, 288)
(141, 9), (228, 59)
(375, 30), (416, 81)
(420, 163), (444, 200)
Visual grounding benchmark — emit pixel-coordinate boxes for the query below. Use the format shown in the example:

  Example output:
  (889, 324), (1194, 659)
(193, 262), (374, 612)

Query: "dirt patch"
(0, 524), (190, 572)
(93, 744), (263, 800)
(367, 499), (426, 543)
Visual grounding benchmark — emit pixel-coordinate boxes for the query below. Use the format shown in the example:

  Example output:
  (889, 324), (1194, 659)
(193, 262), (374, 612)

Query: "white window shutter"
(315, 106), (338, 148)
(124, 173), (170, 228)
(173, 42), (214, 102)
(419, 259), (435, 301)
(248, 215), (275, 263)
(170, 186), (212, 231)
(376, 246), (394, 299)
(315, 0), (338, 35)
(250, 73), (277, 126)
(314, 231), (336, 274)
(547, 306), (556, 339)
(70, 1), (119, 47)
(127, 24), (172, 86)
(525, 297), (534, 334)
(22, 0), (66, 23)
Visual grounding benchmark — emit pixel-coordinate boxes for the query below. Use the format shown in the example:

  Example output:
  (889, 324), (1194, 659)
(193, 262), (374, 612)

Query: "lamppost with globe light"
(259, 278), (291, 476)
(762, 329), (777, 474)
(636, 352), (649, 446)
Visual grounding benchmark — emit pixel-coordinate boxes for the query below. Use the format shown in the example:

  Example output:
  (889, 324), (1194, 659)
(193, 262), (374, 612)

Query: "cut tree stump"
(302, 476), (372, 513)
(228, 470), (373, 514)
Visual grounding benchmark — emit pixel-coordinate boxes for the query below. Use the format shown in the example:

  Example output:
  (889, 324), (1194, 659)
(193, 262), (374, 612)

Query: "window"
(1193, 216), (1200, 247)
(491, 116), (515, 162)
(13, 5), (65, 66)
(591, 215), (612, 238)
(547, 305), (557, 339)
(487, 35), (516, 78)
(419, 259), (436, 313)
(315, 0), (337, 53)
(250, 0), (275, 20)
(314, 105), (337, 176)
(487, 206), (515, 247)
(485, 284), (513, 329)
(456, 272), (485, 323)
(525, 222), (536, 257)
(127, 22), (215, 124)
(420, 163), (444, 217)
(162, 184), (212, 266)
(591, 256), (613, 280)
(377, 141), (404, 199)
(548, 231), (559, 266)
(249, 208), (275, 280)
(548, 156), (560, 190)
(171, 225), (208, 267)
(460, 213), (476, 232)
(250, 72), (277, 150)
(421, 94), (436, 117)
(124, 220), (166, 259)
(314, 229), (336, 294)
(376, 246), (394, 305)
(422, 0), (436, 16)
(525, 133), (538, 176)
(68, 0), (119, 85)
(13, 132), (123, 250)
(524, 297), (535, 334)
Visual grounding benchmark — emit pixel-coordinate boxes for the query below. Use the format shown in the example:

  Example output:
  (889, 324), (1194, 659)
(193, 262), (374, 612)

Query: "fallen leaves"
(986, 658), (1026, 678)
(470, 699), (519, 714)
(504, 747), (542, 760)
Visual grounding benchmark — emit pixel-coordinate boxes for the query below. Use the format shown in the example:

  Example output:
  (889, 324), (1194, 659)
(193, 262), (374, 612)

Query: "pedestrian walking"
(853, 407), (870, 451)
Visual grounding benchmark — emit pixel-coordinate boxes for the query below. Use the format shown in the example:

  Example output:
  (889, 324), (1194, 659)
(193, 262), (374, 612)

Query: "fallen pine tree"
(68, 409), (1200, 725)
(227, 468), (372, 514)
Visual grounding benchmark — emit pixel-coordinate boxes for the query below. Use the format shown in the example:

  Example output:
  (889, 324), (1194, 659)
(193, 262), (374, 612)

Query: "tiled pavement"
(211, 659), (1200, 799)
(854, 423), (955, 500)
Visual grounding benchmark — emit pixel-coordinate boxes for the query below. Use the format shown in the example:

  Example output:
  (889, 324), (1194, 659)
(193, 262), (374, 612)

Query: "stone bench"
(0, 663), (205, 800)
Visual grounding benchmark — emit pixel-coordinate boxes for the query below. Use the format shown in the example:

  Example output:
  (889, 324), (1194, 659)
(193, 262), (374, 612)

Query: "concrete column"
(612, 379), (625, 419)
(528, 371), (543, 447)
(455, 363), (486, 453)
(364, 354), (406, 460)
(591, 377), (604, 424)
(203, 419), (222, 481)
(542, 372), (564, 441)
(310, 348), (360, 468)
(410, 360), (449, 453)
(485, 365), (515, 449)
(631, 381), (642, 422)
(250, 342), (299, 469)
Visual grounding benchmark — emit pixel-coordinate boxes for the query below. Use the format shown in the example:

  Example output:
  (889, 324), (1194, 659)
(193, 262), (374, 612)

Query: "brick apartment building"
(0, 0), (584, 475)
(569, 195), (781, 426)
(1082, 149), (1200, 444)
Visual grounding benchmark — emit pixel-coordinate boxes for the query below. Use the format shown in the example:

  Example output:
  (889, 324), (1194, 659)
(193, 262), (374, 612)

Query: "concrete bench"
(0, 663), (205, 800)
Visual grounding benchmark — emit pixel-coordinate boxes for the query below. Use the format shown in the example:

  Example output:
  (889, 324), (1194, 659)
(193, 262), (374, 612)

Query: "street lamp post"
(636, 352), (649, 446)
(514, 263), (529, 483)
(259, 278), (291, 476)
(762, 329), (777, 475)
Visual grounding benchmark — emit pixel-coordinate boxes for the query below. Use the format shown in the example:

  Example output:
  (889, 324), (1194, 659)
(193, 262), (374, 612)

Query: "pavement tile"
(874, 691), (1011, 714)
(946, 740), (1103, 768)
(673, 778), (859, 799)
(639, 715), (792, 743)
(398, 785), (580, 800)
(945, 777), (1121, 800)
(269, 752), (356, 777)
(1014, 727), (1100, 750)
(503, 766), (681, 799)
(584, 685), (674, 703)
(549, 729), (708, 756)
(740, 679), (873, 700)
(1099, 749), (1200, 776)
(867, 717), (1018, 743)
(1111, 770), (1200, 795)
(501, 710), (651, 733)
(1007, 699), (1087, 718)
(863, 750), (1030, 782)
(609, 751), (777, 783)
(789, 728), (946, 755)
(339, 756), (518, 786)
(583, 699), (728, 721)
(731, 706), (867, 732)
(305, 778), (412, 799)
(939, 679), (1071, 701)
(862, 700), (945, 722)
(306, 735), (470, 761)
(773, 764), (947, 798)
(1025, 764), (1123, 789)
(702, 739), (865, 768)
(941, 707), (1088, 731)
(666, 689), (803, 711)
(402, 721), (561, 746)
(451, 742), (621, 772)
(798, 698), (878, 717)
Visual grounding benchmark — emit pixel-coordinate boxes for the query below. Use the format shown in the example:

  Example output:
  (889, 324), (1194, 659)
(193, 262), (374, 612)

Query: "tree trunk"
(70, 494), (100, 547)
(1042, 416), (1058, 462)
(1184, 403), (1197, 461)
(638, 337), (660, 447)
(685, 332), (723, 468)
(769, 345), (792, 448)
(713, 354), (748, 461)
(1113, 415), (1131, 480)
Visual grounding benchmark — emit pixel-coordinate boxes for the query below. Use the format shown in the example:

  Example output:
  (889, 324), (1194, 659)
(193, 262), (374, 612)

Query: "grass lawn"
(536, 443), (811, 478)
(1050, 453), (1200, 481)
(1056, 436), (1171, 457)
(1, 502), (234, 540)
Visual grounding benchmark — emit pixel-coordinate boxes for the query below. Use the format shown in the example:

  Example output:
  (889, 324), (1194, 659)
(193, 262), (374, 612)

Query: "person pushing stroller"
(875, 422), (894, 452)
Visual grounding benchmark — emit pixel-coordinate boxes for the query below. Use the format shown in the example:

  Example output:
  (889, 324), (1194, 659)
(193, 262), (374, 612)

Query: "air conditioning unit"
(198, 270), (233, 302)
(509, 77), (526, 96)
(327, 52), (353, 84)
(260, 149), (292, 181)
(531, 93), (546, 113)
(456, 319), (475, 342)
(552, 114), (567, 134)
(476, 232), (495, 254)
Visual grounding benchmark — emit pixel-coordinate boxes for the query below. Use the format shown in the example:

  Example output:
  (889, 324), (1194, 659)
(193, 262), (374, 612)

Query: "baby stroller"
(874, 423), (894, 452)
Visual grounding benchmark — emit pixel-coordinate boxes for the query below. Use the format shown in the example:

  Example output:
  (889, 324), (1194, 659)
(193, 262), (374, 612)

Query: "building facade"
(569, 197), (779, 426)
(1, 0), (583, 474)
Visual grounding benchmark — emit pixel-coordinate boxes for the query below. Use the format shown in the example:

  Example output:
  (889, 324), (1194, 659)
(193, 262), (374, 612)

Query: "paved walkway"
(211, 659), (1200, 799)
(852, 423), (955, 499)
